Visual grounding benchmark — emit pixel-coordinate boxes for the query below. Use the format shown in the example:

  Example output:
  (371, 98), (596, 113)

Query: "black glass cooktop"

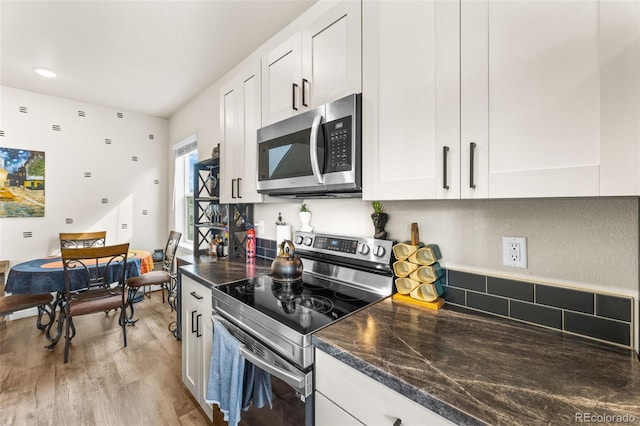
(216, 273), (385, 335)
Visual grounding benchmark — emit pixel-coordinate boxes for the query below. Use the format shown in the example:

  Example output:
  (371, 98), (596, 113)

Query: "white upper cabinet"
(598, 1), (640, 196)
(364, 0), (639, 200)
(465, 0), (639, 198)
(465, 0), (601, 198)
(261, 34), (303, 126)
(262, 0), (362, 126)
(301, 0), (362, 109)
(363, 0), (460, 200)
(220, 60), (263, 204)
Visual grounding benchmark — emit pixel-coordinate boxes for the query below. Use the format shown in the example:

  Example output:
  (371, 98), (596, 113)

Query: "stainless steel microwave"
(256, 93), (361, 198)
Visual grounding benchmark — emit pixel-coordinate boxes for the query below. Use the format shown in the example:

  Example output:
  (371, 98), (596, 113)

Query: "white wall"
(0, 86), (170, 264)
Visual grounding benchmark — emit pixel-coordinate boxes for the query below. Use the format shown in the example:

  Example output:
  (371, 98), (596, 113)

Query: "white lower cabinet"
(315, 391), (364, 426)
(315, 349), (454, 426)
(181, 275), (213, 421)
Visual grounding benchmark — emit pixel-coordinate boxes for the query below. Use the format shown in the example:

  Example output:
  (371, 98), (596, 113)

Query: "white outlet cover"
(502, 236), (528, 268)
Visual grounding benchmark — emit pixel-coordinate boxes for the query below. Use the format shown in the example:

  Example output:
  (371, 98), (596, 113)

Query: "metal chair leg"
(63, 312), (71, 363)
(124, 287), (139, 325)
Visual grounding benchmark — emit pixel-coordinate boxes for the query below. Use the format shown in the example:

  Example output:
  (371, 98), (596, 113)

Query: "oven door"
(212, 313), (314, 426)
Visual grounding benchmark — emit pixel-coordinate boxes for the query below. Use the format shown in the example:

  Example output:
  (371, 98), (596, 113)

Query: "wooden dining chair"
(125, 231), (181, 324)
(0, 293), (54, 330)
(60, 243), (130, 363)
(59, 231), (107, 249)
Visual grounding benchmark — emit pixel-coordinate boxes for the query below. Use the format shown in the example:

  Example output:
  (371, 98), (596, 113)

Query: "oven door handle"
(309, 114), (324, 185)
(239, 346), (306, 392)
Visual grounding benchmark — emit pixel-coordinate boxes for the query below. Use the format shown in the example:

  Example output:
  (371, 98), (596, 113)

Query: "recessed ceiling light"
(33, 67), (57, 78)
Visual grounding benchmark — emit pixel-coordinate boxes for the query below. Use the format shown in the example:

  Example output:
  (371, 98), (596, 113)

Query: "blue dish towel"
(242, 361), (273, 411)
(205, 319), (245, 426)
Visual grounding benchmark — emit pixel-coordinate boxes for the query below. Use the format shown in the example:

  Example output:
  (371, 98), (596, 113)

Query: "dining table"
(5, 249), (153, 349)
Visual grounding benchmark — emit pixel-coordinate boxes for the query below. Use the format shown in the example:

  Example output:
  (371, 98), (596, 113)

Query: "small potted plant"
(299, 202), (313, 232)
(371, 201), (388, 240)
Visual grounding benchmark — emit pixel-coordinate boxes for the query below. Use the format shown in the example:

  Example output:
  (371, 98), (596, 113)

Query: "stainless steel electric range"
(210, 231), (394, 426)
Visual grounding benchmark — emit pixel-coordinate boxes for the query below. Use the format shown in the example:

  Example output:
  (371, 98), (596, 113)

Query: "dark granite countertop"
(313, 298), (640, 425)
(178, 256), (273, 289)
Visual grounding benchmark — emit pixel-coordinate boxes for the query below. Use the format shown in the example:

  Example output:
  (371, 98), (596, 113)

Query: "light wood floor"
(0, 292), (213, 426)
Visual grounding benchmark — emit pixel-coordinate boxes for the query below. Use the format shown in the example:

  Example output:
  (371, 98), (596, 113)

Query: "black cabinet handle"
(196, 314), (202, 338)
(469, 142), (477, 189)
(443, 146), (450, 190)
(231, 178), (237, 199)
(191, 310), (197, 334)
(292, 83), (298, 111)
(190, 291), (203, 300)
(302, 78), (309, 107)
(393, 419), (402, 426)
(237, 178), (242, 199)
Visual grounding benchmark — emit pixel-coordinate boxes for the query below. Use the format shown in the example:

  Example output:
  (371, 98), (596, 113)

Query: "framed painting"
(0, 147), (45, 218)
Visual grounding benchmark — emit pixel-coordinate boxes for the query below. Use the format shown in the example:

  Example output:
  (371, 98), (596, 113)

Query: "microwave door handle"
(309, 114), (324, 184)
(238, 346), (306, 392)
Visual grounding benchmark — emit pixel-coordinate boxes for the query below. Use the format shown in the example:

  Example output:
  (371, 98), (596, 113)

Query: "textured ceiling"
(0, 1), (316, 118)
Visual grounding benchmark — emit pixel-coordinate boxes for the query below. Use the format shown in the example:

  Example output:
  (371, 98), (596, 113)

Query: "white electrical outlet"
(502, 236), (527, 268)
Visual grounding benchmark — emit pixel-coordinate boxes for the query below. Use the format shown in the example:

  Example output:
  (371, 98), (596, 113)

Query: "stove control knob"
(373, 245), (386, 257)
(359, 244), (370, 255)
(303, 237), (313, 246)
(294, 235), (304, 245)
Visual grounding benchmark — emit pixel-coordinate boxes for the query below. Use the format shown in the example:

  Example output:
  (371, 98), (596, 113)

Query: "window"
(173, 136), (198, 248)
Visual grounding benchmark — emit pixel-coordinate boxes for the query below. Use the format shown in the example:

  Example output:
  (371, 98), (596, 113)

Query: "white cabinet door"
(315, 350), (455, 425)
(301, 0), (362, 109)
(220, 82), (240, 203)
(181, 276), (213, 422)
(459, 0), (488, 199)
(263, 1), (362, 126)
(598, 0), (640, 196)
(463, 0), (602, 198)
(363, 0), (459, 200)
(181, 277), (201, 399)
(238, 64), (263, 204)
(262, 34), (302, 126)
(220, 61), (264, 204)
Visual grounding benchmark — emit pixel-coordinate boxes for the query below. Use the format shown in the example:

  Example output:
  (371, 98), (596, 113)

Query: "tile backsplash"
(445, 270), (633, 348)
(256, 238), (633, 349)
(256, 238), (277, 260)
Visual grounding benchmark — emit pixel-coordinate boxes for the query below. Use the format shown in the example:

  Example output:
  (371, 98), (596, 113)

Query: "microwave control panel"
(326, 116), (352, 172)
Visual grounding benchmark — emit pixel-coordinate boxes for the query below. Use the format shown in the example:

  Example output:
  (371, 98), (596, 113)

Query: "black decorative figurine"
(371, 201), (388, 240)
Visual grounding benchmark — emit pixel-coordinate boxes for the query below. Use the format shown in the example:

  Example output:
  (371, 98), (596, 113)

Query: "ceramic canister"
(395, 277), (421, 295)
(392, 243), (418, 261)
(392, 260), (419, 278)
(408, 262), (444, 283)
(409, 283), (440, 302)
(407, 244), (442, 266)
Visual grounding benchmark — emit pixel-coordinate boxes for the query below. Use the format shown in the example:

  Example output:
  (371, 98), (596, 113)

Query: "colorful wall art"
(0, 147), (45, 218)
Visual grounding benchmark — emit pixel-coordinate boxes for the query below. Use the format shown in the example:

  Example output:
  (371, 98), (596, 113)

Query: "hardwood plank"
(0, 291), (210, 425)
